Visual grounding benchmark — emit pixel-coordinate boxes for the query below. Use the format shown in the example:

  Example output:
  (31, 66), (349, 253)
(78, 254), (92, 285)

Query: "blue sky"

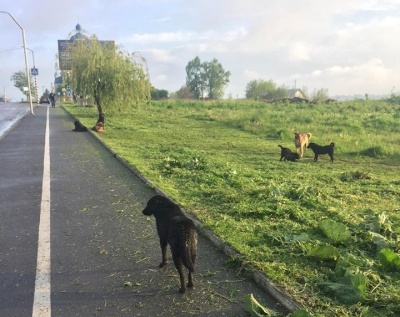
(1, 0), (400, 101)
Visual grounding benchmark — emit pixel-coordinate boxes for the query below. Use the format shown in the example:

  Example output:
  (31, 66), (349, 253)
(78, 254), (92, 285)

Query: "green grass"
(64, 100), (400, 317)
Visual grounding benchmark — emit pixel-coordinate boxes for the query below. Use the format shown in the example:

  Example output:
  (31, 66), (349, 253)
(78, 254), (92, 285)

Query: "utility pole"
(0, 11), (34, 114)
(26, 47), (39, 107)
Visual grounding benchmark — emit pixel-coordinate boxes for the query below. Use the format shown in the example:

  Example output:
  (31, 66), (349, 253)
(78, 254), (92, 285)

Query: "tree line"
(10, 35), (330, 125)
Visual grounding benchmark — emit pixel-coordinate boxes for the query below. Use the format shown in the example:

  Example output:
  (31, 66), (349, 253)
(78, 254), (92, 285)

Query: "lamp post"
(0, 11), (34, 114)
(25, 47), (39, 107)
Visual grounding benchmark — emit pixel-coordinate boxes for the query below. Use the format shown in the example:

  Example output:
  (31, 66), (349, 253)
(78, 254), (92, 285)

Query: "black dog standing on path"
(142, 195), (198, 293)
(278, 145), (300, 162)
(307, 142), (335, 162)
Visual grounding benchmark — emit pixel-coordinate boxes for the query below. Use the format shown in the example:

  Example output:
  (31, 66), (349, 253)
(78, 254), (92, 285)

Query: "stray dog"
(92, 122), (104, 132)
(72, 120), (88, 132)
(307, 142), (335, 162)
(294, 132), (312, 157)
(142, 195), (198, 293)
(278, 145), (300, 162)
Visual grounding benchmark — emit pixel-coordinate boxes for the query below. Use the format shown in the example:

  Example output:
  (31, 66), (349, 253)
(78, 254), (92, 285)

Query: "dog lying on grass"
(278, 145), (300, 162)
(294, 132), (312, 157)
(72, 120), (88, 132)
(142, 195), (198, 293)
(307, 142), (335, 162)
(92, 122), (104, 132)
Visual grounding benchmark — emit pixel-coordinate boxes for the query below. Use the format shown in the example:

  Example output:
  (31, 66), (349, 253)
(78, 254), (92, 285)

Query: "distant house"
(287, 89), (307, 99)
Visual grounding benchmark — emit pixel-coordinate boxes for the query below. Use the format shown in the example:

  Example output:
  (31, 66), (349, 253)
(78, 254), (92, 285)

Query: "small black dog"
(307, 142), (335, 162)
(72, 120), (88, 132)
(142, 195), (198, 293)
(278, 145), (300, 162)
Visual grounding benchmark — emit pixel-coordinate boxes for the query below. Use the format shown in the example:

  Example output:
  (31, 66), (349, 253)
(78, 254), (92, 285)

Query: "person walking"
(49, 91), (56, 108)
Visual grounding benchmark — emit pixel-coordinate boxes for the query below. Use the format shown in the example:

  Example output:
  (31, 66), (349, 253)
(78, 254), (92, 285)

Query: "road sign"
(31, 67), (39, 76)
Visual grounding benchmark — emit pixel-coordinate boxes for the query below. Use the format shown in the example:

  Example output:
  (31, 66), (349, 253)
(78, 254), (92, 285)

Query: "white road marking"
(32, 106), (51, 316)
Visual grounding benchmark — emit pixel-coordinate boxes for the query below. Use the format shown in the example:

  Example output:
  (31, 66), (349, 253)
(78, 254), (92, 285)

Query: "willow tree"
(68, 35), (150, 123)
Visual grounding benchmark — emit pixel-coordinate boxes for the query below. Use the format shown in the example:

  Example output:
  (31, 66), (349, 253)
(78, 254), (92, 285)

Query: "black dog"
(307, 142), (335, 162)
(278, 145), (300, 162)
(142, 195), (198, 293)
(72, 120), (88, 132)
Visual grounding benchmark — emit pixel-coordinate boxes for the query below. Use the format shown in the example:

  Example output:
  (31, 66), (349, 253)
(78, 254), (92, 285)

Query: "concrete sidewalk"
(0, 106), (290, 316)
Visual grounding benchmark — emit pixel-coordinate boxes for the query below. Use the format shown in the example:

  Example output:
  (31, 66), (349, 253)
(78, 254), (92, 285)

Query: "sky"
(1, 0), (400, 101)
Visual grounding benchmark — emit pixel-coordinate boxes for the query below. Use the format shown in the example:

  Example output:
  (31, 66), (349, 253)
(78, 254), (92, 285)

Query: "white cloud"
(303, 59), (396, 95)
(147, 50), (177, 62)
(288, 42), (312, 61)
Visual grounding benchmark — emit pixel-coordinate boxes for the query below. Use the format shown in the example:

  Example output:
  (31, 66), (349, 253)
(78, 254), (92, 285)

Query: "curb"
(63, 107), (302, 313)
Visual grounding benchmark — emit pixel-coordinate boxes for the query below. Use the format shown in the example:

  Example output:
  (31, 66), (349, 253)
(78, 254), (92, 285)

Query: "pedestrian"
(49, 91), (56, 108)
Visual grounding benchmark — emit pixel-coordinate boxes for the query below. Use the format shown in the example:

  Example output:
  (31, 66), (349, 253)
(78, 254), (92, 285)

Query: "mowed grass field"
(64, 99), (400, 317)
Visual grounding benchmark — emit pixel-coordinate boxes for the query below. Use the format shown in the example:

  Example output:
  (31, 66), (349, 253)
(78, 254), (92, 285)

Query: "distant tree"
(174, 85), (193, 99)
(68, 35), (151, 123)
(185, 56), (230, 100)
(245, 80), (260, 99)
(273, 85), (290, 99)
(245, 79), (288, 100)
(206, 59), (231, 99)
(150, 87), (169, 100)
(311, 88), (329, 103)
(10, 71), (34, 100)
(186, 56), (206, 99)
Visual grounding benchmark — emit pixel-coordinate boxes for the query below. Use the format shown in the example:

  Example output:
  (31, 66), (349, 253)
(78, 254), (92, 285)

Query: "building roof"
(69, 23), (88, 41)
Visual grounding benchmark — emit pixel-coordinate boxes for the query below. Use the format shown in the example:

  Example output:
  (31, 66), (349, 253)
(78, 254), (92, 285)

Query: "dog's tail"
(183, 229), (198, 272)
(330, 142), (335, 147)
(307, 133), (312, 139)
(278, 145), (283, 149)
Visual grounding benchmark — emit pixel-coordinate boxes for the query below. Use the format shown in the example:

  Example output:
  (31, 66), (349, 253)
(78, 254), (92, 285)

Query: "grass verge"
(64, 100), (400, 317)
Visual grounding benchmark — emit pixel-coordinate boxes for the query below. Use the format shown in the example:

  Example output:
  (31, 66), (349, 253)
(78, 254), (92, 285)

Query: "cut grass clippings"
(64, 99), (400, 317)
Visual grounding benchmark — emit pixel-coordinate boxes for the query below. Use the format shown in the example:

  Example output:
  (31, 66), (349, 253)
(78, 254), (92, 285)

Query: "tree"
(68, 36), (151, 123)
(10, 71), (34, 100)
(311, 88), (329, 103)
(186, 56), (206, 99)
(174, 85), (193, 99)
(245, 79), (288, 100)
(207, 59), (231, 99)
(150, 87), (169, 100)
(185, 56), (230, 100)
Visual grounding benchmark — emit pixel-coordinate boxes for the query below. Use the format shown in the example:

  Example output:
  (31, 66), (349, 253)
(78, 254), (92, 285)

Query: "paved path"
(0, 106), (287, 316)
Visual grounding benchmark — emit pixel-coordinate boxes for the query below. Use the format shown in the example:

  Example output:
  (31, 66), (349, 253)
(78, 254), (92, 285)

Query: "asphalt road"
(0, 105), (288, 316)
(0, 102), (31, 139)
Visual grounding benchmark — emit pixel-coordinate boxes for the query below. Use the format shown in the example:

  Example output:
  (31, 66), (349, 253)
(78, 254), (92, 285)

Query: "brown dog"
(294, 132), (312, 157)
(142, 195), (198, 293)
(92, 122), (104, 132)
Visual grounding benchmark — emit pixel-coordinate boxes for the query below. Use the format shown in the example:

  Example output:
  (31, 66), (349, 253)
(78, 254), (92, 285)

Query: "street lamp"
(25, 47), (39, 107)
(25, 47), (35, 66)
(0, 11), (34, 114)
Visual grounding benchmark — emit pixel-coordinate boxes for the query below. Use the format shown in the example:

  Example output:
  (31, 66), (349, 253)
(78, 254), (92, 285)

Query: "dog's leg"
(187, 271), (194, 288)
(187, 256), (195, 288)
(314, 154), (318, 162)
(159, 240), (168, 268)
(173, 257), (186, 293)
